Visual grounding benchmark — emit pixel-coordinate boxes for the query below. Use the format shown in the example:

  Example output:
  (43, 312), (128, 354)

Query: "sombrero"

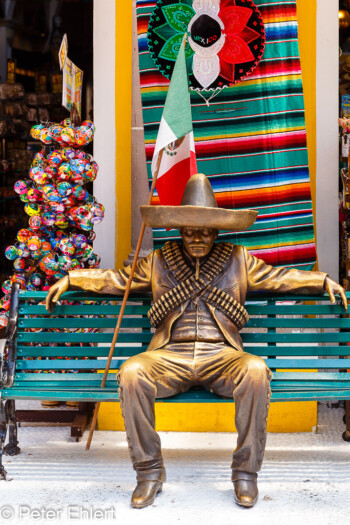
(140, 173), (258, 231)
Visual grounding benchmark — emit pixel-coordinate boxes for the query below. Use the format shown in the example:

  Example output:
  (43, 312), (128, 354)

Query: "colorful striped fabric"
(136, 0), (317, 269)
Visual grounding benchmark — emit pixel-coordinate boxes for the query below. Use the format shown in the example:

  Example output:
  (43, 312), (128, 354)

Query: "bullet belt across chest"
(147, 241), (249, 332)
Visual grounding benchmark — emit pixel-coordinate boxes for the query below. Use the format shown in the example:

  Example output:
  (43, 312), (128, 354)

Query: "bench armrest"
(1, 283), (20, 388)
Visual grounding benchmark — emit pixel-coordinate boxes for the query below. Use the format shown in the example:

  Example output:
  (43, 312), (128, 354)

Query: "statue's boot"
(232, 471), (258, 508)
(131, 480), (163, 509)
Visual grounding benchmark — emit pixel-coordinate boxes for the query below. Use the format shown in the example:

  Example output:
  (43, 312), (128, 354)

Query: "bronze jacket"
(68, 243), (327, 352)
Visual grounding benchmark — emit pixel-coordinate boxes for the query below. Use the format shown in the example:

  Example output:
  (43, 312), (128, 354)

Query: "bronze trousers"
(117, 342), (272, 482)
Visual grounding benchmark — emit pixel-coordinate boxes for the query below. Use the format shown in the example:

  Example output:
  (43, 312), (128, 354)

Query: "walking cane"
(85, 149), (164, 450)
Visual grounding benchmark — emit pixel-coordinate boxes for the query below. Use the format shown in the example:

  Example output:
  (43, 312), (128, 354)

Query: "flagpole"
(85, 149), (164, 451)
(86, 33), (189, 450)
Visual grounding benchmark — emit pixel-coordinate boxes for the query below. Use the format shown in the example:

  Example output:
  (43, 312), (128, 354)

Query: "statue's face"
(180, 228), (218, 258)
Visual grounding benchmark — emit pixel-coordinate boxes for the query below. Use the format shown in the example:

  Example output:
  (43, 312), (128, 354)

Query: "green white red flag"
(152, 37), (197, 205)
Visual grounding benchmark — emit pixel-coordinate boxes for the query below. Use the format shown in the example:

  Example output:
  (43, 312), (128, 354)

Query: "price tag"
(59, 34), (68, 70)
(62, 58), (83, 117)
(59, 35), (83, 118)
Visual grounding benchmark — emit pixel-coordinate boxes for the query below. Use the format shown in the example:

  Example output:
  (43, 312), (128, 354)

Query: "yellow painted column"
(297, 0), (317, 234)
(293, 0), (318, 427)
(99, 1), (318, 433)
(115, 1), (132, 268)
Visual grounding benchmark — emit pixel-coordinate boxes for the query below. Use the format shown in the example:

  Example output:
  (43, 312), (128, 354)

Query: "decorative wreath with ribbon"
(148, 0), (266, 92)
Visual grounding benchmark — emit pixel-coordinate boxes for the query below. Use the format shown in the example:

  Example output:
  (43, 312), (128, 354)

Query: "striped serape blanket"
(136, 0), (317, 270)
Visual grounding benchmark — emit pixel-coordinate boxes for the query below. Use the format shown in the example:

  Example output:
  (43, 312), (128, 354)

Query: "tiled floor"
(0, 403), (348, 524)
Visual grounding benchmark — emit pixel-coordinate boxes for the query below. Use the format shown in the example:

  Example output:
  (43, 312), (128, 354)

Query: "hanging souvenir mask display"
(0, 119), (104, 328)
(30, 119), (95, 148)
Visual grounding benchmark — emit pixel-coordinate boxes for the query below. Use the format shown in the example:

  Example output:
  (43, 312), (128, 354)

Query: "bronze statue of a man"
(46, 173), (347, 509)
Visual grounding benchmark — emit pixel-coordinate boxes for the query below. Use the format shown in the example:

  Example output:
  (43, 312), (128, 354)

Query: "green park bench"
(1, 283), (350, 479)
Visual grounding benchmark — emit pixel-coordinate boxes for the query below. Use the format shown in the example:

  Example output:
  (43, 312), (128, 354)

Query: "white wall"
(93, 0), (116, 269)
(316, 0), (339, 280)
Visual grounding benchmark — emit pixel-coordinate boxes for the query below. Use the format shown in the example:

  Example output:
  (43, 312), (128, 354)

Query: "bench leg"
(4, 400), (20, 456)
(342, 400), (350, 442)
(0, 400), (8, 479)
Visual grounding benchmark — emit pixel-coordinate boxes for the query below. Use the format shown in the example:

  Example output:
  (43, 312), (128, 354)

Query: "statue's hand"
(45, 276), (69, 313)
(324, 276), (348, 311)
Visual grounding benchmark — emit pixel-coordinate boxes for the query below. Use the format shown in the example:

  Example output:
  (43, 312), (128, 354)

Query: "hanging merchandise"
(0, 118), (104, 328)
(339, 116), (350, 289)
(137, 0), (318, 270)
(58, 34), (84, 118)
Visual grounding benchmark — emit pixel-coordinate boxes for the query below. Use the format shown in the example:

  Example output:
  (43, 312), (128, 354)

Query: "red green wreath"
(148, 0), (266, 91)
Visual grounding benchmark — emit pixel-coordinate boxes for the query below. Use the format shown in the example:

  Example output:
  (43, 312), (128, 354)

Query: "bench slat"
(270, 390), (350, 401)
(18, 291), (350, 302)
(242, 333), (350, 343)
(14, 358), (350, 370)
(19, 305), (150, 315)
(273, 372), (350, 380)
(18, 317), (350, 330)
(3, 388), (350, 402)
(17, 333), (153, 343)
(246, 318), (350, 328)
(15, 371), (350, 384)
(15, 345), (350, 358)
(17, 330), (350, 345)
(2, 389), (120, 401)
(18, 304), (350, 316)
(10, 380), (350, 392)
(15, 373), (117, 381)
(247, 305), (349, 315)
(14, 371), (350, 381)
(17, 346), (145, 357)
(16, 331), (350, 344)
(18, 318), (153, 329)
(244, 346), (350, 356)
(15, 360), (125, 370)
(12, 382), (118, 389)
(19, 291), (152, 301)
(265, 359), (350, 369)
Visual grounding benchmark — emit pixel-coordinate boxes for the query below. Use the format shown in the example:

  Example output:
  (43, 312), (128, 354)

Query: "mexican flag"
(152, 37), (197, 206)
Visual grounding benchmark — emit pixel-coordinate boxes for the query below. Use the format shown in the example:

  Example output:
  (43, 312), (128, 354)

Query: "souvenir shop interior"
(340, 0), (350, 288)
(0, 0), (93, 335)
